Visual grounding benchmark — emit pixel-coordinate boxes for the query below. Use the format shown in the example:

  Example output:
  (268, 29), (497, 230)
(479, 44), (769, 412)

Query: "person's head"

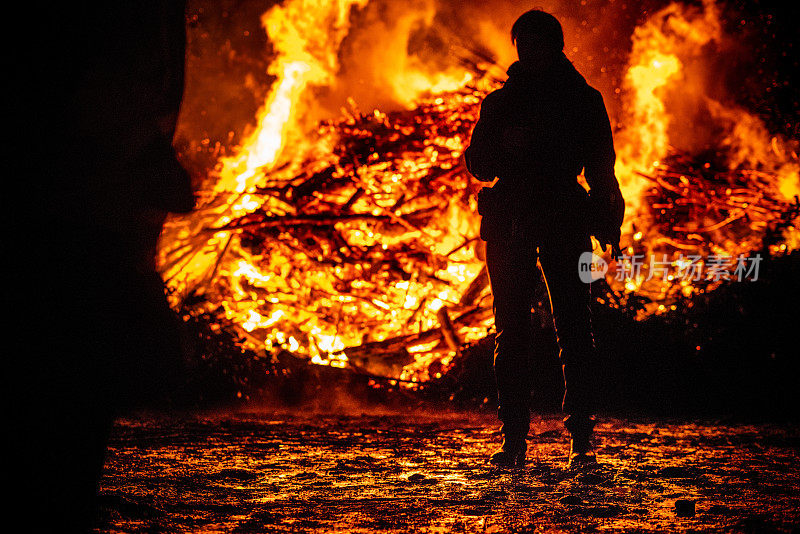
(511, 10), (564, 71)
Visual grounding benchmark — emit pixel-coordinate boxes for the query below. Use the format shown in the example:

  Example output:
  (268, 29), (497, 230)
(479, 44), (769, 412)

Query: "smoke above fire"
(161, 0), (798, 381)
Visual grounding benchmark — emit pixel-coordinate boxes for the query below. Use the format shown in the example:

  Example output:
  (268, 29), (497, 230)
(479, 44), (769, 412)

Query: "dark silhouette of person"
(464, 9), (624, 467)
(10, 2), (194, 530)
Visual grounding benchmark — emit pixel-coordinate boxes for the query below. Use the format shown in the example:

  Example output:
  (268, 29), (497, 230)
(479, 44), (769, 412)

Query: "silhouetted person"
(11, 3), (194, 530)
(465, 10), (624, 467)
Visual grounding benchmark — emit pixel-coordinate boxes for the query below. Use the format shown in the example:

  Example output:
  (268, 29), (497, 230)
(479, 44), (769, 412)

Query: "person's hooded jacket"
(465, 54), (624, 247)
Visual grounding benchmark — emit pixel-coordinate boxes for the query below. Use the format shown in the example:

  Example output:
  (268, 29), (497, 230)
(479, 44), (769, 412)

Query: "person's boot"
(564, 414), (597, 468)
(490, 406), (529, 467)
(489, 436), (527, 467)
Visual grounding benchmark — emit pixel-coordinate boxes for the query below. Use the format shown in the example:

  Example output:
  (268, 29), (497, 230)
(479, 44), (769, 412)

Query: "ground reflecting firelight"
(97, 411), (799, 532)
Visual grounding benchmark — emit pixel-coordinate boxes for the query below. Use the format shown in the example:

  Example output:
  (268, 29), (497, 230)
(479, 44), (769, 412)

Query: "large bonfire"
(158, 0), (799, 384)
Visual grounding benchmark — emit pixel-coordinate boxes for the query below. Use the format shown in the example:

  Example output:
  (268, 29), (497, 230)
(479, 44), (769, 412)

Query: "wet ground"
(97, 411), (800, 533)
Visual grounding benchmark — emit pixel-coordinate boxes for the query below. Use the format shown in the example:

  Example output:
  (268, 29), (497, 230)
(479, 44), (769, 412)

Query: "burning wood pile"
(158, 0), (799, 388)
(604, 154), (799, 318)
(162, 83), (498, 381)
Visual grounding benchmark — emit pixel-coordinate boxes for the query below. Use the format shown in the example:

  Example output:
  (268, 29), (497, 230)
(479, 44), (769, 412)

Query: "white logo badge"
(578, 251), (608, 283)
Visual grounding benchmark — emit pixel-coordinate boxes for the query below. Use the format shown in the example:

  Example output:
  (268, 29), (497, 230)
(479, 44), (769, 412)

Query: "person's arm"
(465, 91), (503, 182)
(584, 90), (624, 252)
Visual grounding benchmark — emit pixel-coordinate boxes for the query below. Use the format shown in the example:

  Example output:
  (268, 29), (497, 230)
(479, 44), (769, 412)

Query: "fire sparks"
(159, 0), (798, 382)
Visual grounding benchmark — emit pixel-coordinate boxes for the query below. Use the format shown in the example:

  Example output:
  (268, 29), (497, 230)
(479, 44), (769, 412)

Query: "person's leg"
(486, 237), (538, 462)
(538, 232), (599, 464)
(538, 234), (597, 415)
